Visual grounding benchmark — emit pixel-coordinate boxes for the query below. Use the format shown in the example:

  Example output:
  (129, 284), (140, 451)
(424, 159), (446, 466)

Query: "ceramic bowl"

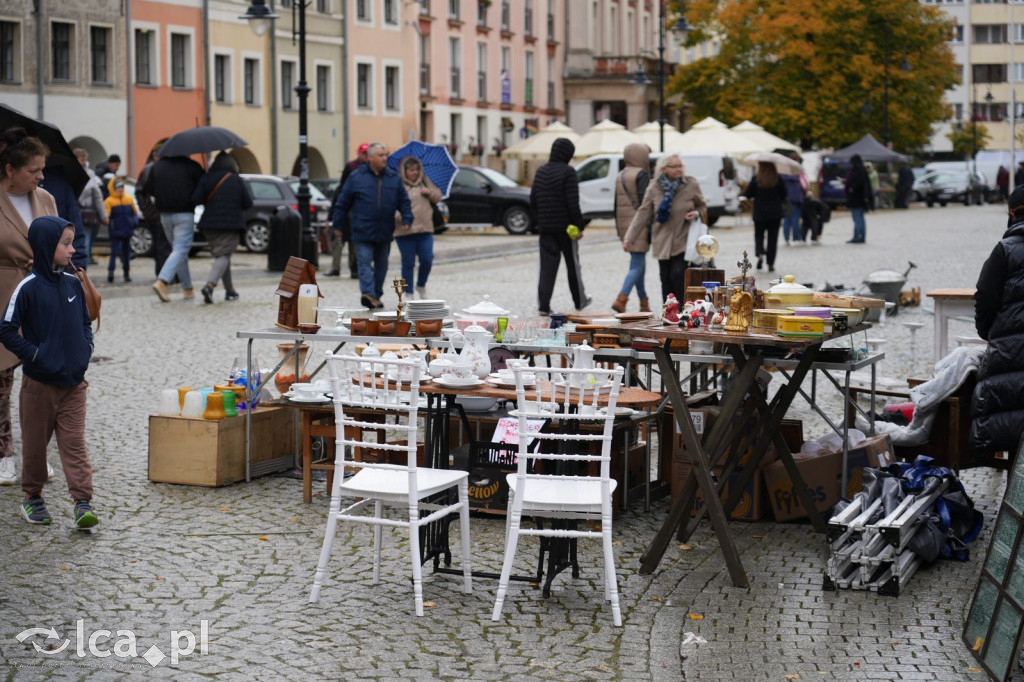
(455, 395), (497, 412)
(298, 323), (321, 334)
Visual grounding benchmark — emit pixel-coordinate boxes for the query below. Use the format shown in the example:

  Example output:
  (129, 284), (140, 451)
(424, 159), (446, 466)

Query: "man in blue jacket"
(332, 142), (412, 309)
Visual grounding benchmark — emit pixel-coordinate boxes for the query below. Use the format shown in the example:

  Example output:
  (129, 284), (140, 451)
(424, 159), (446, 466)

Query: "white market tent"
(671, 116), (766, 156)
(502, 121), (581, 160)
(730, 120), (800, 153)
(631, 122), (687, 152)
(571, 119), (644, 159)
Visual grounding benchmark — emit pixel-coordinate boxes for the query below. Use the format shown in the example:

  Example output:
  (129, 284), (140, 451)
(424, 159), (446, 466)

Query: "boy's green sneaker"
(21, 497), (52, 525)
(74, 500), (99, 529)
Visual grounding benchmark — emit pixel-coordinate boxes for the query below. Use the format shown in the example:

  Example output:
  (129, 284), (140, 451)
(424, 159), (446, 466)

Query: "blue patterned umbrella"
(386, 141), (458, 198)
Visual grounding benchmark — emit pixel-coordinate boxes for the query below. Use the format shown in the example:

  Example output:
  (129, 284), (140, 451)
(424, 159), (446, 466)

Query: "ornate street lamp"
(241, 0), (313, 264)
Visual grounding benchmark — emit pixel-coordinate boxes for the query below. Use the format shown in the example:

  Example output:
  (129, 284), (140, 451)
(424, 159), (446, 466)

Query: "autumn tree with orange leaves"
(667, 0), (958, 151)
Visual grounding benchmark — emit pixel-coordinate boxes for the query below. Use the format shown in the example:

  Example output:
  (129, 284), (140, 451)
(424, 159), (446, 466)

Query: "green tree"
(947, 122), (991, 160)
(668, 0), (957, 150)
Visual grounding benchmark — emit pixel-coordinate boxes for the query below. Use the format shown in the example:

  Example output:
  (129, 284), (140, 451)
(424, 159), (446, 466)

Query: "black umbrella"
(0, 104), (89, 196)
(158, 126), (247, 158)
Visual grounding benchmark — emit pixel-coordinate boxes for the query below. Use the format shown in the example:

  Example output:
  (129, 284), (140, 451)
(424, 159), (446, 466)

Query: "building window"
(547, 56), (554, 108)
(90, 26), (110, 83)
(419, 34), (430, 95)
(524, 0), (533, 36)
(953, 103), (963, 121)
(244, 57), (258, 104)
(316, 0), (330, 12)
(1015, 62), (1024, 82)
(951, 24), (964, 43)
(384, 0), (398, 24)
(170, 33), (190, 88)
(214, 54), (228, 102)
(385, 65), (399, 111)
(281, 60), (295, 109)
(357, 62), (372, 109)
(135, 29), (153, 85)
(477, 42), (487, 100)
(547, 1), (554, 40)
(524, 51), (534, 105)
(477, 1), (488, 26)
(974, 24), (1007, 44)
(0, 21), (18, 83)
(449, 0), (460, 20)
(356, 0), (370, 21)
(52, 22), (72, 81)
(501, 1), (510, 31)
(449, 37), (461, 97)
(501, 46), (510, 74)
(316, 64), (330, 111)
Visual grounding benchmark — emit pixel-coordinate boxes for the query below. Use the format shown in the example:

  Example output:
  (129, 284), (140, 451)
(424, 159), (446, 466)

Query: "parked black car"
(446, 166), (533, 234)
(915, 170), (990, 207)
(240, 174), (332, 253)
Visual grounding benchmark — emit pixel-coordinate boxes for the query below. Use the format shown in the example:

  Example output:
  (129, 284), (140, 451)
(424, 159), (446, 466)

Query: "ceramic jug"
(572, 341), (596, 371)
(458, 324), (493, 379)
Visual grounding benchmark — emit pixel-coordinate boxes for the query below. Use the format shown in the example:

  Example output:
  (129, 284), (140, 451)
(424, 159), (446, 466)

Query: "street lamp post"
(242, 0), (312, 263)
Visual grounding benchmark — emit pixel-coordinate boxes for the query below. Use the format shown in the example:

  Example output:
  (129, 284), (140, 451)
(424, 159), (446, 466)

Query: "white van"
(574, 152), (741, 225)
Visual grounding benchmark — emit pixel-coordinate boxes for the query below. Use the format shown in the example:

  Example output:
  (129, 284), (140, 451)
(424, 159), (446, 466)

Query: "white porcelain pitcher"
(572, 341), (596, 371)
(458, 324), (494, 379)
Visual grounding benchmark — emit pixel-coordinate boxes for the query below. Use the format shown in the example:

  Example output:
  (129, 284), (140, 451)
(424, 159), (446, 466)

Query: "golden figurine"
(724, 286), (753, 332)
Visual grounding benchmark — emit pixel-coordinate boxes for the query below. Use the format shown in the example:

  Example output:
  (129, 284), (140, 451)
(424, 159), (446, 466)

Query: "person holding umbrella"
(742, 160), (788, 272)
(191, 153), (253, 303)
(144, 152), (204, 302)
(0, 128), (58, 486)
(394, 156), (441, 299)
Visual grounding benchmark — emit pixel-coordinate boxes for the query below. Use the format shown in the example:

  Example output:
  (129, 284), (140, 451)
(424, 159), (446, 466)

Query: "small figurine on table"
(724, 286), (754, 332)
(663, 294), (681, 324)
(710, 310), (726, 329)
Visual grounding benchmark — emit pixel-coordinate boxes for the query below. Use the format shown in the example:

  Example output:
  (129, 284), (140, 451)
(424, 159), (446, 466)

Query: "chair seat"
(506, 474), (618, 510)
(341, 467), (469, 499)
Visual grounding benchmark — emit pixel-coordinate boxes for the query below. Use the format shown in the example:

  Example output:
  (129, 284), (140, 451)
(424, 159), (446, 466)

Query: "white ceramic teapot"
(458, 324), (494, 379)
(572, 341), (596, 370)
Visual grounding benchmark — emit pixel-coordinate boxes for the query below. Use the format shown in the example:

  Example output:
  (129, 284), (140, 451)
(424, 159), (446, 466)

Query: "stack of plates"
(405, 299), (450, 321)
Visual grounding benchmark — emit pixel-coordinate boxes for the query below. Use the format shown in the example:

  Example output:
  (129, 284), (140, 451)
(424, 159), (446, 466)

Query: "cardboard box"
(670, 461), (768, 522)
(148, 407), (295, 487)
(674, 413), (801, 470)
(763, 433), (894, 522)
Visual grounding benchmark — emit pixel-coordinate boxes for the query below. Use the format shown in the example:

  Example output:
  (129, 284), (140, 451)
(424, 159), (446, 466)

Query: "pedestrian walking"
(865, 161), (880, 209)
(611, 143), (652, 313)
(136, 146), (172, 278)
(332, 142), (412, 309)
(623, 153), (707, 305)
(743, 161), (788, 272)
(144, 154), (204, 302)
(801, 195), (831, 245)
(102, 177), (138, 283)
(1015, 162), (1024, 188)
(781, 170), (806, 244)
(895, 164), (915, 209)
(325, 142), (368, 278)
(0, 216), (98, 528)
(971, 184), (1024, 453)
(74, 148), (107, 265)
(0, 128), (57, 487)
(531, 137), (591, 314)
(394, 156), (441, 299)
(997, 166), (1010, 203)
(191, 152), (253, 304)
(845, 154), (872, 243)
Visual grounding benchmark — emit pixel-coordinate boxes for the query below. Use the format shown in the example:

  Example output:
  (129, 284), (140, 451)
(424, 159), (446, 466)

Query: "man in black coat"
(971, 185), (1024, 453)
(530, 137), (590, 314)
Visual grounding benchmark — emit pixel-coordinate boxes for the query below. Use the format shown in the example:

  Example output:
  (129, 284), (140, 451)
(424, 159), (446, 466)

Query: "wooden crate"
(148, 406), (295, 487)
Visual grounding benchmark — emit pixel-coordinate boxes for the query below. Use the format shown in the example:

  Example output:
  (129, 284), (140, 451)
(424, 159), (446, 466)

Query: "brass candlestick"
(392, 278), (407, 321)
(736, 250), (752, 292)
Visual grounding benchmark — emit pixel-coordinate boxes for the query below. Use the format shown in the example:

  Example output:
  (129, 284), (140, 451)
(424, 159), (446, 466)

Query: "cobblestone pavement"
(0, 203), (1017, 680)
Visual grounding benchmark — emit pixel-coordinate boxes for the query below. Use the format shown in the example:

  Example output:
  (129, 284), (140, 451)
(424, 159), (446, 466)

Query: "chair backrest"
(325, 351), (423, 481)
(511, 365), (624, 489)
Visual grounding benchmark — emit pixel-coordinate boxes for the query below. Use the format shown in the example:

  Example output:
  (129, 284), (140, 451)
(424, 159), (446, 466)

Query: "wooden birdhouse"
(275, 257), (321, 330)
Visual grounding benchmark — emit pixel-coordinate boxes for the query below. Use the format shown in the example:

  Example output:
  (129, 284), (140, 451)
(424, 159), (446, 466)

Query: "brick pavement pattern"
(0, 203), (1016, 679)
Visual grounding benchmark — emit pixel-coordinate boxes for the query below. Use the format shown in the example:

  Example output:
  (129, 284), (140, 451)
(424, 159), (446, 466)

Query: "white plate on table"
(600, 406), (636, 417)
(384, 374), (432, 385)
(486, 377), (535, 389)
(554, 380), (618, 393)
(288, 393), (330, 403)
(434, 377), (484, 389)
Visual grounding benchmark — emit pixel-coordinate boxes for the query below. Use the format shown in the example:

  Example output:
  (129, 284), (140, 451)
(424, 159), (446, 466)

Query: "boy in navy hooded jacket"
(0, 215), (97, 528)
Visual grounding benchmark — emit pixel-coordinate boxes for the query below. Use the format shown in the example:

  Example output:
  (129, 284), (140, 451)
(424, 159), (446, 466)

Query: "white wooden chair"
(491, 365), (624, 626)
(309, 352), (472, 616)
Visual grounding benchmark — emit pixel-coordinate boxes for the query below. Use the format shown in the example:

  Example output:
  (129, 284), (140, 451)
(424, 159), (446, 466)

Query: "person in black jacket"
(530, 137), (590, 314)
(971, 185), (1024, 453)
(191, 153), (254, 304)
(742, 161), (788, 272)
(845, 154), (871, 243)
(143, 154), (203, 302)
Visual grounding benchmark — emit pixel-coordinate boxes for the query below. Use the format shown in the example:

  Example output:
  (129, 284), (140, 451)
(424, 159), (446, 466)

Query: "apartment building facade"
(416, 0), (565, 164)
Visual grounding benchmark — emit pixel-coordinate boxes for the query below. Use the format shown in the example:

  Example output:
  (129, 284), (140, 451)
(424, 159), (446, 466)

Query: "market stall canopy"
(631, 122), (686, 151)
(502, 121), (580, 160)
(571, 119), (644, 160)
(670, 117), (766, 156)
(731, 120), (800, 154)
(826, 134), (909, 163)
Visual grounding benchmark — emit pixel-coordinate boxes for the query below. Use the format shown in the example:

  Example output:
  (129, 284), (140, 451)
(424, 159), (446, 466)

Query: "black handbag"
(431, 202), (444, 228)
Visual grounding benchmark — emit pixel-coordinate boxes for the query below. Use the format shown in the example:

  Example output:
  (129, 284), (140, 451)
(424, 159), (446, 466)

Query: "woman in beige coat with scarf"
(0, 129), (58, 485)
(623, 153), (707, 305)
(394, 156), (442, 298)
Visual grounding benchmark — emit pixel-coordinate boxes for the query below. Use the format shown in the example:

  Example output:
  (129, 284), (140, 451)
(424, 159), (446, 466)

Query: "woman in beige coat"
(623, 153), (707, 305)
(394, 156), (442, 298)
(613, 143), (652, 313)
(0, 129), (58, 486)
